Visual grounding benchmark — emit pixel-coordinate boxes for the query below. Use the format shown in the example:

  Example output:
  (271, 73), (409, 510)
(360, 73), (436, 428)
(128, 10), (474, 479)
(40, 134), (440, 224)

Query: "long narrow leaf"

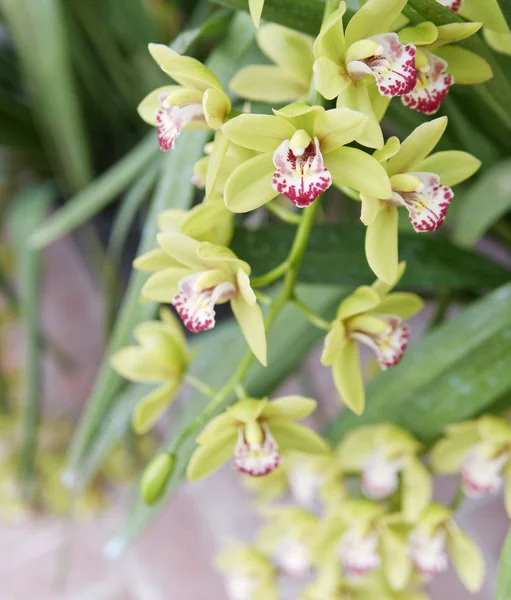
(30, 133), (159, 250)
(495, 527), (511, 600)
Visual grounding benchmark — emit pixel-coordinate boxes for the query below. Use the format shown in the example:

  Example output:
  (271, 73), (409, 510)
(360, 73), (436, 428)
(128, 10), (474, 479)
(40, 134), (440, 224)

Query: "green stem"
(170, 199), (322, 453)
(291, 297), (331, 331)
(251, 261), (290, 288)
(450, 485), (464, 512)
(184, 373), (218, 398)
(402, 4), (423, 24)
(266, 201), (302, 225)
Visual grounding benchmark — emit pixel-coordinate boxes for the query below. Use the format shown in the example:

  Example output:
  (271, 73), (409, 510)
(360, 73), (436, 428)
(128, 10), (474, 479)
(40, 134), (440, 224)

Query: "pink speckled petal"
(437, 0), (462, 12)
(272, 137), (331, 208)
(368, 33), (417, 97)
(402, 52), (454, 115)
(156, 99), (204, 152)
(232, 426), (281, 477)
(399, 172), (454, 232)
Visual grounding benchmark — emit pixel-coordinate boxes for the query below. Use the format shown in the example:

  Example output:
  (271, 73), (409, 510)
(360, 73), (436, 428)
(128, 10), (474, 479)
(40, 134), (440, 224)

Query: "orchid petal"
(225, 152), (278, 213)
(133, 248), (179, 273)
(447, 525), (484, 593)
(336, 83), (384, 149)
(269, 422), (329, 454)
(262, 396), (317, 421)
(157, 232), (204, 269)
(249, 0), (265, 27)
(428, 22), (482, 49)
(402, 457), (432, 522)
(436, 45), (493, 84)
(374, 292), (424, 320)
(386, 116), (447, 176)
(365, 205), (399, 284)
(313, 4), (346, 62)
(332, 339), (365, 414)
(137, 85), (180, 126)
(141, 267), (191, 303)
(202, 88), (230, 129)
(132, 382), (180, 434)
(399, 22), (438, 45)
(402, 52), (453, 115)
(257, 24), (314, 85)
(313, 57), (351, 100)
(187, 431), (238, 481)
(325, 146), (392, 198)
(321, 320), (347, 366)
(230, 66), (307, 103)
(222, 114), (296, 153)
(148, 43), (222, 91)
(231, 295), (267, 366)
(314, 107), (368, 154)
(345, 0), (408, 47)
(416, 150), (480, 186)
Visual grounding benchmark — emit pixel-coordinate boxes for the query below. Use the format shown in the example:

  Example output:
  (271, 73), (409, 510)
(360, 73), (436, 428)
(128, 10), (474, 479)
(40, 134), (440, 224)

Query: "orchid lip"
(352, 316), (409, 370)
(272, 137), (331, 208)
(156, 96), (205, 152)
(338, 530), (381, 577)
(361, 451), (404, 499)
(460, 447), (508, 497)
(172, 273), (236, 333)
(232, 424), (281, 477)
(402, 52), (454, 115)
(409, 530), (449, 578)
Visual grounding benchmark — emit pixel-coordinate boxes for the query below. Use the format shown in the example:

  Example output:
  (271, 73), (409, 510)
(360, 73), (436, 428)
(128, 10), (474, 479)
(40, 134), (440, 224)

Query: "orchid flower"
(337, 424), (431, 520)
(187, 396), (328, 480)
(258, 506), (319, 577)
(398, 20), (492, 114)
(440, 0), (511, 57)
(431, 415), (511, 514)
(222, 102), (391, 211)
(111, 308), (190, 434)
(230, 24), (313, 103)
(313, 0), (417, 149)
(137, 233), (267, 365)
(406, 504), (484, 592)
(360, 117), (480, 283)
(138, 44), (231, 151)
(215, 544), (278, 600)
(321, 263), (423, 413)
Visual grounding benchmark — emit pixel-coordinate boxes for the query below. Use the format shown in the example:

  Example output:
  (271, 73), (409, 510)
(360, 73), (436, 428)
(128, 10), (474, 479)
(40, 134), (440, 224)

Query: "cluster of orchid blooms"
(215, 415), (511, 600)
(110, 0), (511, 597)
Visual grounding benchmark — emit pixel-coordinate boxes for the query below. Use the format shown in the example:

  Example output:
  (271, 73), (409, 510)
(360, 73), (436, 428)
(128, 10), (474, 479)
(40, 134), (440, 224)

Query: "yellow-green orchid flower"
(230, 24), (313, 103)
(222, 102), (391, 211)
(398, 20), (492, 114)
(431, 415), (511, 513)
(187, 395), (328, 480)
(337, 424), (431, 520)
(215, 544), (278, 600)
(406, 503), (484, 592)
(138, 44), (231, 151)
(313, 0), (417, 149)
(138, 233), (267, 365)
(439, 0), (511, 56)
(258, 506), (319, 577)
(249, 0), (265, 28)
(111, 308), (190, 434)
(321, 263), (424, 413)
(313, 499), (414, 589)
(360, 117), (480, 283)
(302, 560), (430, 600)
(242, 449), (346, 508)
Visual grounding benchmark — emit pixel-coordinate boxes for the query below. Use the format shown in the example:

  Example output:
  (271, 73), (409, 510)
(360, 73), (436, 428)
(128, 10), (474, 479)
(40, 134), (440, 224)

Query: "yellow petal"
(416, 150), (481, 187)
(365, 204), (399, 284)
(321, 320), (346, 366)
(133, 248), (178, 273)
(222, 114), (296, 152)
(332, 339), (365, 414)
(186, 430), (238, 481)
(325, 146), (392, 198)
(314, 107), (368, 154)
(269, 422), (329, 454)
(262, 396), (317, 421)
(156, 232), (204, 269)
(237, 268), (257, 306)
(386, 117), (447, 177)
(224, 152), (278, 213)
(230, 65), (307, 103)
(380, 527), (412, 591)
(249, 0), (265, 28)
(141, 267), (190, 303)
(374, 292), (424, 319)
(447, 524), (485, 593)
(428, 22), (482, 49)
(402, 456), (432, 522)
(313, 57), (351, 100)
(231, 295), (267, 366)
(345, 0), (408, 47)
(138, 85), (180, 126)
(436, 45), (493, 84)
(202, 87), (231, 129)
(132, 382), (180, 434)
(336, 82), (384, 149)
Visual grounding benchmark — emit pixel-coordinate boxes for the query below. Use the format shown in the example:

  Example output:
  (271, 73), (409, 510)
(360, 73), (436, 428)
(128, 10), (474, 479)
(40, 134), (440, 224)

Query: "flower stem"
(266, 201), (302, 225)
(450, 485), (465, 512)
(184, 373), (218, 398)
(291, 297), (331, 331)
(251, 261), (290, 288)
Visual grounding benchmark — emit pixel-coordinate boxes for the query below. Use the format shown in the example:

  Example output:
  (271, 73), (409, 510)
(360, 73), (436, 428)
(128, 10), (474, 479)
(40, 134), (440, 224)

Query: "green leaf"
(496, 0), (511, 33)
(7, 184), (54, 498)
(452, 158), (511, 247)
(0, 0), (93, 192)
(231, 223), (510, 291)
(495, 527), (511, 600)
(30, 133), (160, 250)
(325, 282), (511, 444)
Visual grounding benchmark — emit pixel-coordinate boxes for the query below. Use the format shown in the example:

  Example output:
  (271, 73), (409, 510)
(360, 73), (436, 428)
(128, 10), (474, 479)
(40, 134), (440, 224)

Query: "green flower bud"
(141, 452), (175, 505)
